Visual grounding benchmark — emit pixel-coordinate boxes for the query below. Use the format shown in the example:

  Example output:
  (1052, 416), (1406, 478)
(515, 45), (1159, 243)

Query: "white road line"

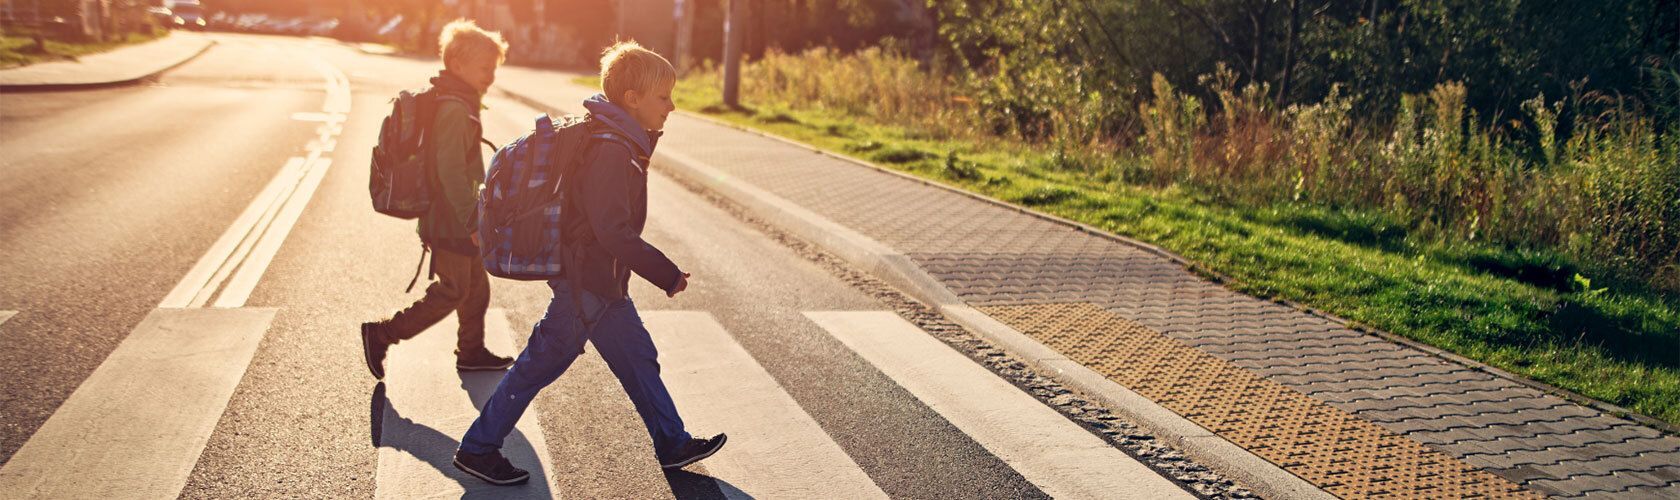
(184, 157), (308, 307)
(308, 138), (337, 153)
(376, 310), (559, 499)
(158, 156), (307, 308)
(645, 311), (888, 500)
(0, 308), (276, 499)
(0, 310), (15, 328)
(159, 50), (347, 309)
(805, 311), (1195, 500)
(211, 157), (332, 308)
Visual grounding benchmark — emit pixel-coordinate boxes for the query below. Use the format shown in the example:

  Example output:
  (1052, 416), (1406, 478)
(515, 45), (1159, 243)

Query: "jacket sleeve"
(577, 143), (683, 293)
(431, 101), (481, 233)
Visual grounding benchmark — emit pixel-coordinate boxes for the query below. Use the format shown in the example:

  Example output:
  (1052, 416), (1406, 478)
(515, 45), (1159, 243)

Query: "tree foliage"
(933, 0), (1680, 136)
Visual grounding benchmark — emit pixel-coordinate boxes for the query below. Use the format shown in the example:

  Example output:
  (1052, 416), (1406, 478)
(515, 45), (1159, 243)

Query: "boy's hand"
(668, 272), (691, 298)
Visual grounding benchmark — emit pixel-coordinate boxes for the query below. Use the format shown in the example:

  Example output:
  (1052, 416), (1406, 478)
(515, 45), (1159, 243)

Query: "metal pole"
(721, 0), (745, 108)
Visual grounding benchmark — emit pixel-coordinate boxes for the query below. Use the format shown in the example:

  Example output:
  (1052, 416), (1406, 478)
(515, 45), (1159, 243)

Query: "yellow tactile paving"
(980, 302), (1539, 499)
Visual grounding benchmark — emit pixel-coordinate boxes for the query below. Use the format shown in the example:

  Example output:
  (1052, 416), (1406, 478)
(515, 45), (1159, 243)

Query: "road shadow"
(665, 468), (747, 500)
(369, 370), (552, 499)
(370, 382), (385, 447)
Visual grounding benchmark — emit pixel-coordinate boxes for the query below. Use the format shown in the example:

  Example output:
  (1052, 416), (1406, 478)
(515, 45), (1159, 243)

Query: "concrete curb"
(648, 146), (1336, 500)
(0, 37), (216, 92)
(658, 107), (1679, 438)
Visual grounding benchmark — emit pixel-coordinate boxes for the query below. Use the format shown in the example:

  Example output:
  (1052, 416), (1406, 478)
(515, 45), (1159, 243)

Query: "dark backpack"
(476, 113), (630, 281)
(368, 88), (475, 219)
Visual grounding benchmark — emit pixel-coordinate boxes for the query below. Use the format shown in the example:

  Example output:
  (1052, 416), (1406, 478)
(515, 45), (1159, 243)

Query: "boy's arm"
(578, 144), (684, 293)
(432, 101), (480, 234)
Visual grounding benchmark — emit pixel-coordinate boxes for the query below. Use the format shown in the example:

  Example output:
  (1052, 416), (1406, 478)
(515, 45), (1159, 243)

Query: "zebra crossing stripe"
(0, 308), (275, 499)
(374, 309), (558, 499)
(805, 311), (1195, 500)
(0, 310), (15, 328)
(646, 311), (888, 499)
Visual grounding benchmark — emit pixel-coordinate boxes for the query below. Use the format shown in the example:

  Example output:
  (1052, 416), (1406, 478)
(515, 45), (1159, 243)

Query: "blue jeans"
(459, 281), (691, 459)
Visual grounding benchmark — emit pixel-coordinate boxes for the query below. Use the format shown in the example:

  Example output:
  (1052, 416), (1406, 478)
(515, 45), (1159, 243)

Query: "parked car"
(167, 1), (206, 30)
(146, 6), (173, 27)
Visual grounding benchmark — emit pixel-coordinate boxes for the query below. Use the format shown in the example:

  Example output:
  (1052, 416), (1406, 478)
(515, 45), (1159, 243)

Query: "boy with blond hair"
(361, 19), (516, 379)
(452, 41), (725, 485)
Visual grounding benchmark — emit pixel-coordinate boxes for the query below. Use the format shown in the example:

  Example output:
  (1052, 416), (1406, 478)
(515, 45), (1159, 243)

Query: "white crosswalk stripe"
(375, 309), (559, 499)
(645, 311), (889, 499)
(806, 311), (1196, 500)
(0, 308), (276, 499)
(0, 310), (14, 328)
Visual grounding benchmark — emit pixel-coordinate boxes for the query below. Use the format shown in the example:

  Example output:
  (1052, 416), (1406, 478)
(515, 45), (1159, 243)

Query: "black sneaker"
(457, 348), (514, 371)
(453, 448), (530, 486)
(660, 433), (727, 470)
(361, 322), (389, 380)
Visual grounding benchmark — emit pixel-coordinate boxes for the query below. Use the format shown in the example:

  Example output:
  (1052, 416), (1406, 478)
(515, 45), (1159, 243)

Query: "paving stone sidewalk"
(651, 122), (1678, 498)
(491, 74), (1679, 498)
(0, 32), (212, 89)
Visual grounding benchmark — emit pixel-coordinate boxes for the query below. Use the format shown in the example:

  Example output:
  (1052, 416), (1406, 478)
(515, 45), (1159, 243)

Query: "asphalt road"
(0, 33), (1184, 499)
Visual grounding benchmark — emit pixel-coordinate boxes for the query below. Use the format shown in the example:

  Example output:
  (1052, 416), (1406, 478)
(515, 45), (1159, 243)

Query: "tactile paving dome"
(981, 302), (1539, 499)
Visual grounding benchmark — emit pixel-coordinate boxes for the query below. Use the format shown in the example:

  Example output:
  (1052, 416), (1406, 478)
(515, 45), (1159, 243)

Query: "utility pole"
(673, 0), (695, 75)
(721, 0), (745, 108)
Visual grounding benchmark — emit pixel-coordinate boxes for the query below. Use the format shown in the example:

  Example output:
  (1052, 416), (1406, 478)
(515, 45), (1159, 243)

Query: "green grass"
(577, 75), (1680, 426)
(1, 30), (165, 69)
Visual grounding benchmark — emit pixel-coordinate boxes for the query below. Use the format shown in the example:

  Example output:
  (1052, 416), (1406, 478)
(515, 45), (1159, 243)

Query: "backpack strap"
(404, 243), (431, 293)
(583, 123), (646, 174)
(433, 92), (487, 154)
(433, 92), (477, 112)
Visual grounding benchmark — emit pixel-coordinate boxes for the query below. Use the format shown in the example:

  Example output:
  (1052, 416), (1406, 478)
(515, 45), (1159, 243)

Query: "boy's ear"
(620, 88), (641, 109)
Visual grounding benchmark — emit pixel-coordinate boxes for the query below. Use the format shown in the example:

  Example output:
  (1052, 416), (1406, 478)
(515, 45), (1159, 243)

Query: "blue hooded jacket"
(564, 93), (682, 300)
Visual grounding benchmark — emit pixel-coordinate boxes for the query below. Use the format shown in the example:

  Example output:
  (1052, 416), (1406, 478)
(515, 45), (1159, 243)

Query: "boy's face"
(454, 55), (499, 94)
(623, 80), (676, 131)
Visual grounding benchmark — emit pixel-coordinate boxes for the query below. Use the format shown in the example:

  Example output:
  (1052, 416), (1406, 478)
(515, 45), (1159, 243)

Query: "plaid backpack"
(476, 113), (629, 280)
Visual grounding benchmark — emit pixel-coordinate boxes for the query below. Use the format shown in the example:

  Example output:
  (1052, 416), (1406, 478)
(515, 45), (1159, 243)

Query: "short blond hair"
(599, 40), (675, 104)
(438, 19), (508, 68)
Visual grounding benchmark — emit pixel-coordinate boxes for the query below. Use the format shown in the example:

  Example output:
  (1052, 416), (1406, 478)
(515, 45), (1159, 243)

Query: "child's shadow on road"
(369, 372), (553, 499)
(372, 377), (751, 499)
(666, 468), (753, 499)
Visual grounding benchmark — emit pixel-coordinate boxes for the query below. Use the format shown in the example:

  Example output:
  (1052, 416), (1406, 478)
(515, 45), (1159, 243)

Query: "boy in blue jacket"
(452, 41), (725, 486)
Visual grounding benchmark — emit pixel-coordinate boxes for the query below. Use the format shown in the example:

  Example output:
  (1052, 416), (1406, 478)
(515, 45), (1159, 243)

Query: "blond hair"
(438, 19), (508, 68)
(599, 40), (675, 104)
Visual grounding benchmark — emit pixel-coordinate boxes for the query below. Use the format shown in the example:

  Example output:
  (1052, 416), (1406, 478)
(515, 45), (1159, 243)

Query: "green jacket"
(417, 71), (484, 255)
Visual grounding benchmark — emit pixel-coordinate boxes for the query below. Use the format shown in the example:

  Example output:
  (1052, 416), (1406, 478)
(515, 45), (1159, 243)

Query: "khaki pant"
(376, 248), (489, 353)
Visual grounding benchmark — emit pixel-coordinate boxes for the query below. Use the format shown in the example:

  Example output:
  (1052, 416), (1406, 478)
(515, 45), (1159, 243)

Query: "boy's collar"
(432, 70), (484, 100)
(583, 93), (655, 154)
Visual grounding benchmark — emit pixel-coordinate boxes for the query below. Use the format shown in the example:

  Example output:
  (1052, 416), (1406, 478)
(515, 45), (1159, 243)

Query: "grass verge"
(1, 30), (165, 69)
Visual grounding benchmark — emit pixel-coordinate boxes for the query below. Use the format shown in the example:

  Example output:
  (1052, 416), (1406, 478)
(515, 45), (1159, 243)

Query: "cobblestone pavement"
(655, 114), (1680, 499)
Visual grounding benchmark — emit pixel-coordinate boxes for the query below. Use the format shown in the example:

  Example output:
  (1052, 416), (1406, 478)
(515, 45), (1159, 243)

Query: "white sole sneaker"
(660, 433), (728, 470)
